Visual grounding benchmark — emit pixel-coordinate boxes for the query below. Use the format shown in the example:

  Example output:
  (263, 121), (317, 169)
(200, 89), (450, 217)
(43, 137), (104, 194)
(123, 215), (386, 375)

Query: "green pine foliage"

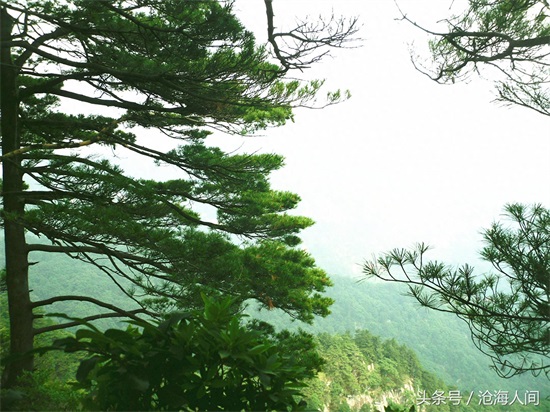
(3, 251), (548, 410)
(411, 0), (550, 115)
(363, 204), (550, 379)
(1, 0), (356, 387)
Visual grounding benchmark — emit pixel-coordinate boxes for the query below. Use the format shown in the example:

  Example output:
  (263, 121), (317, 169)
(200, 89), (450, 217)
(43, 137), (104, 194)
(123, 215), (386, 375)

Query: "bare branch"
(264, 0), (361, 72)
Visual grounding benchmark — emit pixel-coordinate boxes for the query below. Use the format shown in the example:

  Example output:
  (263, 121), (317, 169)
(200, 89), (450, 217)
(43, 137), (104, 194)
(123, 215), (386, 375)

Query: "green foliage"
(3, 262), (546, 411)
(247, 275), (547, 397)
(2, 0), (336, 320)
(1, 0), (353, 385)
(0, 368), (85, 412)
(53, 295), (320, 411)
(410, 0), (550, 115)
(302, 331), (443, 412)
(7, 246), (544, 404)
(363, 203), (550, 379)
(1, 286), (86, 411)
(301, 329), (544, 412)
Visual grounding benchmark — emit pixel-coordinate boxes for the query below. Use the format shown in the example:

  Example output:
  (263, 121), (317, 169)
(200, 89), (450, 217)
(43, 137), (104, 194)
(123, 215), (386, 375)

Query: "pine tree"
(0, 0), (358, 386)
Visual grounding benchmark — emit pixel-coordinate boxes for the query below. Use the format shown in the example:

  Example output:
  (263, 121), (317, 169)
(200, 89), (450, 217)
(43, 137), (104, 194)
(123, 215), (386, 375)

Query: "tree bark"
(1, 7), (34, 388)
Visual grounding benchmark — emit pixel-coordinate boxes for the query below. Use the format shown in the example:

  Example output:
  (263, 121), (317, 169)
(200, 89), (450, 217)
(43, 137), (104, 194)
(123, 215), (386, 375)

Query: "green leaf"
(128, 374), (150, 392)
(76, 356), (101, 383)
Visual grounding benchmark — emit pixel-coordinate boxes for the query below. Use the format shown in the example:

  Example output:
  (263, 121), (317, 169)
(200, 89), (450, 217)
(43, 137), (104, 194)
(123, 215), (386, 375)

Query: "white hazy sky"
(228, 0), (550, 277)
(59, 1), (550, 278)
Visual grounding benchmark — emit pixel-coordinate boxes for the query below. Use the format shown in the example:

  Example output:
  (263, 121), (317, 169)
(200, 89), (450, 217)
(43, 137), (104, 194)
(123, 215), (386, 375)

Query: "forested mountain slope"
(248, 275), (548, 398)
(1, 237), (547, 403)
(304, 331), (546, 412)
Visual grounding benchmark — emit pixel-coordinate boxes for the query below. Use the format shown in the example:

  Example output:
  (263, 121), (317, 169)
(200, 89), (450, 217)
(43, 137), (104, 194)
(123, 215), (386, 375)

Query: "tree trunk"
(1, 7), (34, 388)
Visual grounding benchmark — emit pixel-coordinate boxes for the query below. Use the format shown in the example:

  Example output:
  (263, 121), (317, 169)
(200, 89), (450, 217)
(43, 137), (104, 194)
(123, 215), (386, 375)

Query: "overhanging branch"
(32, 294), (155, 335)
(26, 242), (173, 275)
(1, 116), (126, 162)
(33, 308), (152, 335)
